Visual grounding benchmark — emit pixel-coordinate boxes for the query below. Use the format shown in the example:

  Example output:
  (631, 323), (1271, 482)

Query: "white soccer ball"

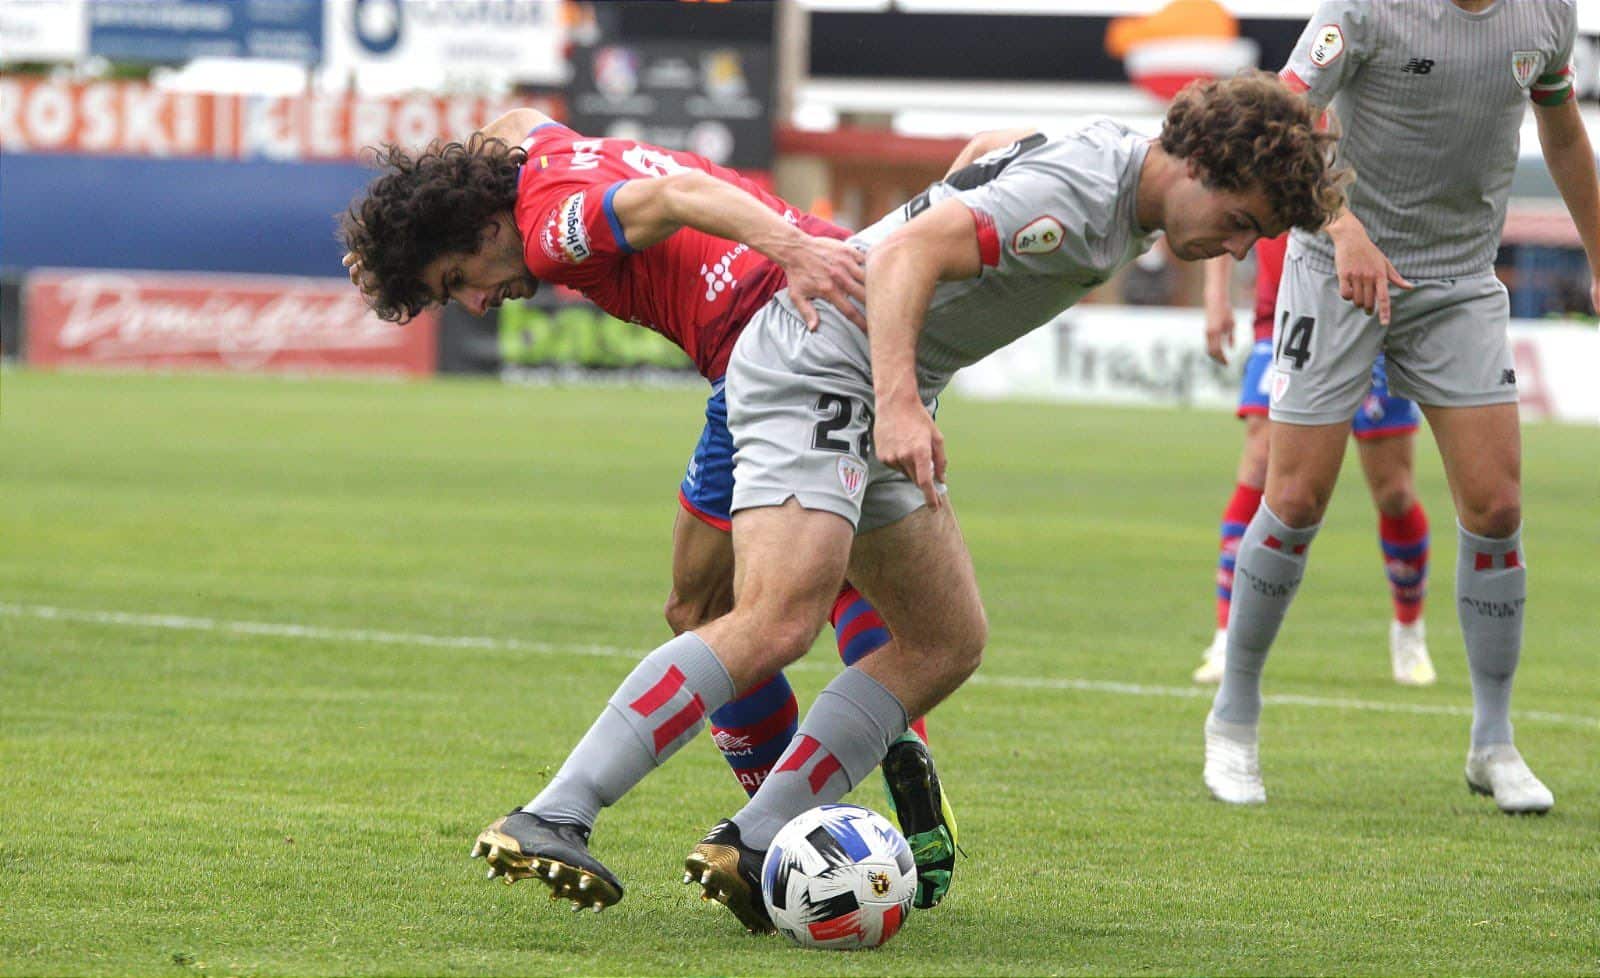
(760, 803), (917, 950)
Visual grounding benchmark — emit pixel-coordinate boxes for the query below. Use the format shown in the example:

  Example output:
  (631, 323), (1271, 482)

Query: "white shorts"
(726, 299), (936, 533)
(1269, 254), (1516, 425)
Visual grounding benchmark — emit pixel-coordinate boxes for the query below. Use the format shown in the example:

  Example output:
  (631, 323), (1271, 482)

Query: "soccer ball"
(760, 803), (917, 950)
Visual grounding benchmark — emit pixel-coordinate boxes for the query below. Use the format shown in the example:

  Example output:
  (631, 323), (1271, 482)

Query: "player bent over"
(500, 72), (1344, 931)
(1204, 0), (1600, 813)
(1194, 235), (1433, 686)
(340, 110), (988, 908)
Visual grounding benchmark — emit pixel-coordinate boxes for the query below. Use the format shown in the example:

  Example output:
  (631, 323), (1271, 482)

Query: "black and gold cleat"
(882, 729), (959, 909)
(470, 809), (623, 912)
(682, 819), (774, 934)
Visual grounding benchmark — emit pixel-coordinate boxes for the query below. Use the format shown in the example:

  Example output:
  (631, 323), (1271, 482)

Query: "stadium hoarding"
(87, 0), (324, 64)
(319, 0), (565, 94)
(438, 288), (694, 380)
(23, 268), (436, 376)
(951, 305), (1600, 426)
(0, 78), (539, 159)
(0, 0), (87, 63)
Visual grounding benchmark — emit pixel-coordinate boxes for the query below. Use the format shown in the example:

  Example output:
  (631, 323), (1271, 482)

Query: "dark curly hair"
(339, 134), (524, 322)
(1160, 71), (1349, 232)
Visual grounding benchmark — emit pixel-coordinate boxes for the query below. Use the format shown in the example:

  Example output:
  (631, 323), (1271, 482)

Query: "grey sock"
(732, 667), (908, 850)
(1456, 522), (1525, 748)
(1212, 502), (1319, 727)
(528, 632), (735, 828)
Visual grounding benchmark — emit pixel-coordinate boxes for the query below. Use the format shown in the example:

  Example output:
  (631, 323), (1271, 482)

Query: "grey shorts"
(1268, 253), (1516, 425)
(726, 300), (935, 533)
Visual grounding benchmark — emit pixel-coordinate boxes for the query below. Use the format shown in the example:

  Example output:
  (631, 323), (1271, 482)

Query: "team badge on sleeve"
(1511, 51), (1543, 90)
(1309, 25), (1344, 67)
(1013, 216), (1064, 255)
(539, 191), (592, 264)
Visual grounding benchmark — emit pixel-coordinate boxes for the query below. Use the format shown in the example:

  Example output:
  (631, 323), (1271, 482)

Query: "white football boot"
(1465, 744), (1554, 814)
(1203, 712), (1266, 805)
(1389, 620), (1436, 686)
(1192, 629), (1227, 684)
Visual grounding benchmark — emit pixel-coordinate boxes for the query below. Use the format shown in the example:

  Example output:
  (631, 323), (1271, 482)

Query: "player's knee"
(925, 609), (988, 689)
(1369, 480), (1415, 519)
(1460, 495), (1521, 539)
(1267, 484), (1328, 528)
(750, 614), (826, 674)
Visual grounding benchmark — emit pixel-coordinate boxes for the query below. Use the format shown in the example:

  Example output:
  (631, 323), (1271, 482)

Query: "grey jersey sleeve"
(1282, 0), (1375, 109)
(945, 130), (1123, 281)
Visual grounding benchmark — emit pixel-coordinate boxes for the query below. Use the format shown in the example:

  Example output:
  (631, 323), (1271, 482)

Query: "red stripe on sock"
(1263, 535), (1283, 551)
(1223, 483), (1265, 524)
(1475, 552), (1494, 571)
(714, 694), (799, 747)
(831, 584), (862, 628)
(651, 694), (706, 754)
(1379, 501), (1428, 544)
(808, 751), (843, 794)
(836, 610), (884, 652)
(910, 716), (928, 743)
(1292, 543), (1307, 555)
(775, 734), (821, 774)
(1504, 550), (1519, 569)
(629, 665), (686, 716)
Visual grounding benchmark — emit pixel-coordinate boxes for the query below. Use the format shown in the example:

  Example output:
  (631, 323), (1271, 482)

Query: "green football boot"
(881, 729), (959, 909)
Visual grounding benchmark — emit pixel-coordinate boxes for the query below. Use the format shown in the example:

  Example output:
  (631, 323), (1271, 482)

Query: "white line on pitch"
(3, 602), (1595, 731)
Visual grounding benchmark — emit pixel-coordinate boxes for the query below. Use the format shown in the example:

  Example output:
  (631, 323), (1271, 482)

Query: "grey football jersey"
(1283, 0), (1577, 279)
(815, 120), (1157, 399)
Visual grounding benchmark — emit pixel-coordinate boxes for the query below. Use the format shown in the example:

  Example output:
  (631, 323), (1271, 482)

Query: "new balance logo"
(1500, 368), (1517, 385)
(1401, 58), (1435, 75)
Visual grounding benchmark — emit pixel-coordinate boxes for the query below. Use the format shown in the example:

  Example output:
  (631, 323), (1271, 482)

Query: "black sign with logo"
(565, 40), (774, 172)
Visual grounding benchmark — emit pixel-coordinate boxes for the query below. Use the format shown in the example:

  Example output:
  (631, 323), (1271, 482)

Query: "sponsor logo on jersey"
(1013, 216), (1064, 255)
(838, 456), (867, 498)
(540, 192), (592, 264)
(1270, 369), (1290, 404)
(1500, 368), (1517, 386)
(1309, 25), (1344, 68)
(700, 243), (747, 301)
(1400, 58), (1434, 76)
(1511, 51), (1543, 90)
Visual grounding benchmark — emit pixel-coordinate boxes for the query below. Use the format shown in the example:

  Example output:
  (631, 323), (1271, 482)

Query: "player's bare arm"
(944, 128), (1040, 177)
(608, 171), (868, 330)
(1533, 96), (1600, 314)
(864, 197), (983, 509)
(1323, 206), (1412, 326)
(1202, 255), (1236, 364)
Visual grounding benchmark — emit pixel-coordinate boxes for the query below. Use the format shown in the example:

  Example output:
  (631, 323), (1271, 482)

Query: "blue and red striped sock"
(1380, 502), (1429, 624)
(708, 673), (800, 798)
(832, 584), (927, 742)
(1216, 483), (1265, 629)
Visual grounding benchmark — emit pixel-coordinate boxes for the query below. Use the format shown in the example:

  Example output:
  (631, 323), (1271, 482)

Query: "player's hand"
(1332, 233), (1412, 326)
(342, 252), (376, 297)
(1203, 304), (1236, 364)
(781, 237), (868, 332)
(873, 397), (946, 510)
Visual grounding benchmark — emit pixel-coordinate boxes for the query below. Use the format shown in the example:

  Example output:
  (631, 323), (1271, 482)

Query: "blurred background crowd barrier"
(2, 0), (1597, 421)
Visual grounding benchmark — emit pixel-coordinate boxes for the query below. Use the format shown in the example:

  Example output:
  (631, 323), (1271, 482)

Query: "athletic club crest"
(1270, 369), (1291, 404)
(838, 456), (867, 497)
(1511, 51), (1543, 90)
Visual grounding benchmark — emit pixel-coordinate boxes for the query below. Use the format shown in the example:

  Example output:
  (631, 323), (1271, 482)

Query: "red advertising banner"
(0, 79), (559, 161)
(25, 270), (437, 376)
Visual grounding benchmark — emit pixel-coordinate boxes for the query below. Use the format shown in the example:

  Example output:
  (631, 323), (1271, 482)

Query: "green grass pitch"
(2, 369), (1596, 976)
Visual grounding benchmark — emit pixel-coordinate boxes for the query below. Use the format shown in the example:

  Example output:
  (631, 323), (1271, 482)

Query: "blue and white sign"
(88, 0), (324, 64)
